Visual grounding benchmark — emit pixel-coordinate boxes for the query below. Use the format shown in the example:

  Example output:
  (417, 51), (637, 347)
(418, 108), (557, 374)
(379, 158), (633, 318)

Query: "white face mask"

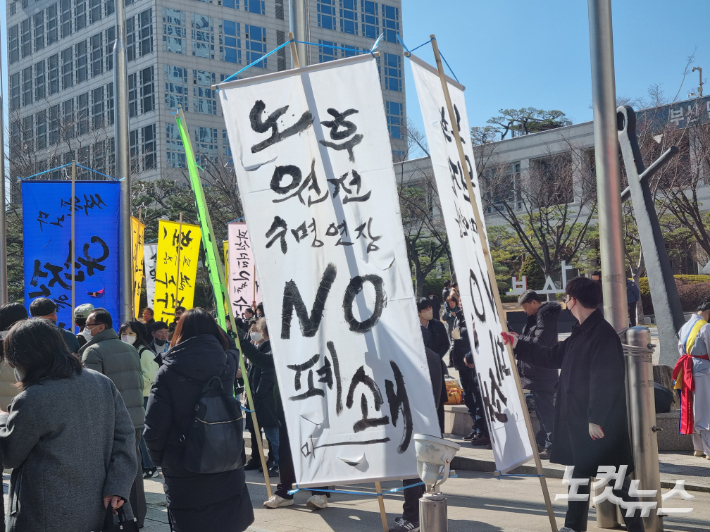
(121, 334), (137, 345)
(250, 331), (264, 343)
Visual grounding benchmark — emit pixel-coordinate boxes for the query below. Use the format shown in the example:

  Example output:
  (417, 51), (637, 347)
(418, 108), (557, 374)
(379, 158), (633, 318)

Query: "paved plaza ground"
(138, 466), (710, 532)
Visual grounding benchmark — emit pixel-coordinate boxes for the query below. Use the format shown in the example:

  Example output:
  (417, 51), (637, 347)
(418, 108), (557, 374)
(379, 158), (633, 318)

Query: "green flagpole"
(176, 107), (273, 498)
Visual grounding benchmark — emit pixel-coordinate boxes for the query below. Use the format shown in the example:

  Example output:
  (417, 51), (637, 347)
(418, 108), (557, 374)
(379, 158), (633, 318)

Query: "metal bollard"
(624, 326), (664, 532)
(420, 493), (447, 532)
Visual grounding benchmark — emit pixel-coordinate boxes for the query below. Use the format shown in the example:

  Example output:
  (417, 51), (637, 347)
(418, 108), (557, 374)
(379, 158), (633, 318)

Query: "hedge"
(639, 275), (710, 314)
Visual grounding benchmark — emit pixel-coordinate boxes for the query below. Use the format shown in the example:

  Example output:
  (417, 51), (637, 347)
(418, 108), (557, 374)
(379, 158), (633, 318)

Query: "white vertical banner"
(410, 54), (533, 473)
(144, 243), (158, 311)
(220, 54), (439, 487)
(227, 222), (262, 317)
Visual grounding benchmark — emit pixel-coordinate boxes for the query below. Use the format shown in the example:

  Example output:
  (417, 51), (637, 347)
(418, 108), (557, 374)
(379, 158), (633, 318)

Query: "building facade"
(6, 0), (406, 186)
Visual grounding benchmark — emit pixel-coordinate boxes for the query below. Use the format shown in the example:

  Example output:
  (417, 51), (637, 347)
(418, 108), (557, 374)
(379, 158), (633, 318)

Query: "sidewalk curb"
(451, 456), (710, 493)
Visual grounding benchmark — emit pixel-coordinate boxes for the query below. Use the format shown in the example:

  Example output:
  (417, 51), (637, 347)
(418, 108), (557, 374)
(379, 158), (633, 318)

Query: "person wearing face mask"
(149, 321), (170, 364)
(29, 298), (81, 353)
(79, 309), (147, 528)
(242, 324), (279, 477)
(503, 277), (640, 532)
(119, 321), (159, 478)
(74, 303), (95, 348)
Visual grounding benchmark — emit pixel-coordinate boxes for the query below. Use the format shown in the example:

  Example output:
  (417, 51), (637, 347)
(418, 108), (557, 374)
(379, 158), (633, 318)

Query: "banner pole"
(175, 212), (183, 315)
(288, 31), (301, 69)
(374, 481), (388, 532)
(71, 161), (76, 334)
(176, 108), (273, 498)
(429, 34), (557, 532)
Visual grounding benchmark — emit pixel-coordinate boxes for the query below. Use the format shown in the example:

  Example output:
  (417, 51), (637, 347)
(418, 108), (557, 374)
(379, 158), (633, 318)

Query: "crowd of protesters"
(0, 270), (703, 532)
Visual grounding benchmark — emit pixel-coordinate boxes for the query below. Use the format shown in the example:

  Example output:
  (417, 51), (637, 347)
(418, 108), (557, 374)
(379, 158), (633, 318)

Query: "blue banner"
(22, 181), (121, 331)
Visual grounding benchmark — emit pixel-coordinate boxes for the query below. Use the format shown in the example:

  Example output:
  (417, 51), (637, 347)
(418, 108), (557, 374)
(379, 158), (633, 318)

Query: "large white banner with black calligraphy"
(220, 55), (440, 487)
(411, 54), (533, 473)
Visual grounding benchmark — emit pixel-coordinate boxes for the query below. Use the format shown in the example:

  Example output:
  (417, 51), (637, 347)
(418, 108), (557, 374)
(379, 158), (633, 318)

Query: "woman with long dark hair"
(144, 308), (254, 532)
(119, 320), (159, 478)
(0, 319), (137, 531)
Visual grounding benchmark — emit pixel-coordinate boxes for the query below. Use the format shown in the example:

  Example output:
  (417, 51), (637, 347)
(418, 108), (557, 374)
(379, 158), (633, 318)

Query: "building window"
(222, 129), (232, 159)
(166, 123), (185, 167)
(245, 25), (267, 68)
(383, 52), (401, 91)
(49, 105), (61, 145)
(138, 9), (154, 57)
(244, 0), (265, 14)
(47, 4), (59, 45)
(276, 30), (286, 71)
(36, 111), (47, 150)
(23, 116), (34, 153)
(89, 0), (101, 24)
(128, 73), (138, 117)
(105, 26), (116, 70)
(106, 82), (114, 125)
(22, 67), (33, 107)
(382, 4), (398, 43)
(192, 15), (215, 59)
(224, 0), (238, 9)
(275, 0), (284, 19)
(61, 47), (73, 90)
(78, 146), (90, 178)
(9, 74), (20, 112)
(75, 0), (87, 31)
(141, 66), (155, 114)
(61, 0), (73, 38)
(340, 0), (357, 34)
(107, 138), (116, 176)
(164, 65), (188, 110)
(76, 41), (88, 84)
(386, 100), (402, 139)
(21, 19), (32, 58)
(105, 0), (115, 16)
(48, 54), (60, 95)
(193, 70), (217, 115)
(92, 86), (105, 129)
(143, 124), (156, 170)
(63, 98), (74, 138)
(93, 140), (106, 174)
(195, 127), (218, 165)
(34, 11), (45, 52)
(318, 40), (337, 63)
(162, 8), (186, 54)
(77, 93), (89, 136)
(10, 2), (16, 15)
(361, 0), (379, 39)
(219, 20), (241, 64)
(8, 25), (19, 64)
(126, 16), (135, 61)
(35, 61), (46, 101)
(341, 43), (360, 57)
(318, 0), (336, 30)
(91, 33), (103, 77)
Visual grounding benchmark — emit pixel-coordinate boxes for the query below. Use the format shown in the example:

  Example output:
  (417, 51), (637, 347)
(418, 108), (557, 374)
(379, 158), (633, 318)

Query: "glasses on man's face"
(85, 322), (100, 329)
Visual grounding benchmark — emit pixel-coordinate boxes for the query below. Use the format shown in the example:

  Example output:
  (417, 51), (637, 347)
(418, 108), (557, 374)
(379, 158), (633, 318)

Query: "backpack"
(182, 376), (244, 474)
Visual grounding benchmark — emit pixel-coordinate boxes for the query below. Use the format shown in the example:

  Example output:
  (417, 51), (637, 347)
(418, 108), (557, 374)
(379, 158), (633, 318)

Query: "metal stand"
(420, 493), (448, 532)
(623, 327), (664, 532)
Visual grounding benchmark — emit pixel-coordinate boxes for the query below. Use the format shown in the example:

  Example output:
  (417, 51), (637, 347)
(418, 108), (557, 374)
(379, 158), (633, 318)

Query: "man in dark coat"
(503, 277), (643, 532)
(428, 292), (442, 322)
(29, 297), (81, 353)
(517, 290), (561, 457)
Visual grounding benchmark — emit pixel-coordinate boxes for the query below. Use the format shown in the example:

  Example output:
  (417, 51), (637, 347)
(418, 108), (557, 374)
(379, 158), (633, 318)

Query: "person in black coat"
(517, 290), (561, 456)
(418, 297), (449, 427)
(243, 329), (279, 477)
(504, 278), (642, 532)
(143, 309), (254, 532)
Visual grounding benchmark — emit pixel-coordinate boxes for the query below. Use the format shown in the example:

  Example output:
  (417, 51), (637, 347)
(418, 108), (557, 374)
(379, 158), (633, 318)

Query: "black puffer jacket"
(518, 301), (561, 391)
(244, 341), (278, 429)
(144, 335), (243, 499)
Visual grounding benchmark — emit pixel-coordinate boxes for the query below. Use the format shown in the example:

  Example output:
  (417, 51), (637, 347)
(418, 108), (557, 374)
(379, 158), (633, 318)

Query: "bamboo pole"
(71, 161), (76, 334)
(288, 32), (300, 69)
(175, 212), (183, 314)
(374, 481), (388, 532)
(429, 34), (557, 532)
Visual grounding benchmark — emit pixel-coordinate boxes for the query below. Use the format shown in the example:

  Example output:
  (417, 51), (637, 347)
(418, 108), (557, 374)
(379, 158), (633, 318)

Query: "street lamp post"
(115, 0), (133, 321)
(0, 27), (8, 304)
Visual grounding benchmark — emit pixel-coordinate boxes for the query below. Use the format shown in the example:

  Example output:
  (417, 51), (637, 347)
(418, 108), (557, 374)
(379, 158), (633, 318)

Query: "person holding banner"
(503, 277), (642, 532)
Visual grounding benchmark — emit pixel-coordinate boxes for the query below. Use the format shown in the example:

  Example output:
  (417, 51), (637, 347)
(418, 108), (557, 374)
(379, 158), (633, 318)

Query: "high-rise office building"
(5, 0), (406, 185)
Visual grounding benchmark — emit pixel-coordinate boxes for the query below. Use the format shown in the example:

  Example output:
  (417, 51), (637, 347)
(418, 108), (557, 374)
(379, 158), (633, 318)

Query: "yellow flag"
(131, 217), (146, 319)
(154, 219), (202, 323)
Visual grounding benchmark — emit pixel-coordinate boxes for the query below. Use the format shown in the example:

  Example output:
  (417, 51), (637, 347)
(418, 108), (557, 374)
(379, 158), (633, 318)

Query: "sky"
(402, 0), (710, 150)
(3, 0), (710, 165)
